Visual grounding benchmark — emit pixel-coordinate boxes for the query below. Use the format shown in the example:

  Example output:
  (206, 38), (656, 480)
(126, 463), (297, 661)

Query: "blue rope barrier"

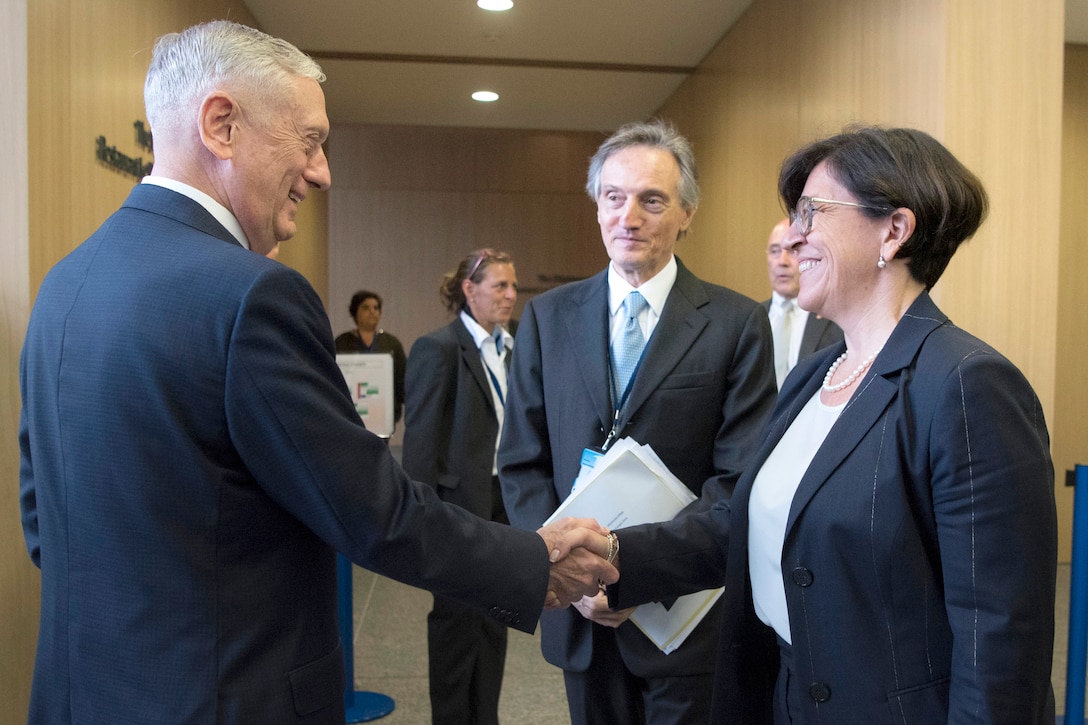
(337, 554), (395, 723)
(1064, 465), (1088, 725)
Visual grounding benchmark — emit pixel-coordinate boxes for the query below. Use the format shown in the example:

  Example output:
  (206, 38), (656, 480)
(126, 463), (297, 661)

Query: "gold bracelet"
(606, 532), (619, 564)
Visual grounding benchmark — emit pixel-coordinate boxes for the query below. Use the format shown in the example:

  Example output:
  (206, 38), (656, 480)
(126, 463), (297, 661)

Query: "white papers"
(544, 438), (723, 654)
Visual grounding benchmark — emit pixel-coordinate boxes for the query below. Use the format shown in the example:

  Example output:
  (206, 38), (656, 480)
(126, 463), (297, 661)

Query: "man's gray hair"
(144, 20), (324, 143)
(585, 118), (700, 212)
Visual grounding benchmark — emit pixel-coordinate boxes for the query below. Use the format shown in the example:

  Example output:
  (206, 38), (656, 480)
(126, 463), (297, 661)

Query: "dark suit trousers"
(428, 477), (510, 725)
(561, 625), (714, 725)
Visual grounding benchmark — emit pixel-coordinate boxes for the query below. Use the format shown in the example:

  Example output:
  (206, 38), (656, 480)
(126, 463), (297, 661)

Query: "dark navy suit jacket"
(499, 259), (776, 678)
(403, 318), (504, 518)
(612, 292), (1057, 723)
(19, 184), (549, 724)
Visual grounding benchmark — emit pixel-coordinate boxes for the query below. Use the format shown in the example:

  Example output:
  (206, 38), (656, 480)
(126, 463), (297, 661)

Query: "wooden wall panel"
(939, 1), (1066, 548)
(1055, 44), (1088, 560)
(326, 125), (606, 443)
(657, 0), (947, 301)
(939, 0), (1063, 394)
(327, 125), (605, 351)
(2, 3), (34, 722)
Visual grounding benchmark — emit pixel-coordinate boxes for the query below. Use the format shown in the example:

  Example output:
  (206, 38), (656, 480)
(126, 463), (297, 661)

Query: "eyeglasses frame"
(791, 196), (889, 235)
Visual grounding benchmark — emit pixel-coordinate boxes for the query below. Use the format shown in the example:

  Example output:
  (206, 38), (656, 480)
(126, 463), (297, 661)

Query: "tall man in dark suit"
(763, 217), (843, 388)
(18, 21), (613, 724)
(498, 119), (777, 724)
(403, 249), (519, 725)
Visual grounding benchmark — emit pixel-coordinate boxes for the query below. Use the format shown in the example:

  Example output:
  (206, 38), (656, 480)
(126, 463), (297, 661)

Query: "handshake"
(536, 517), (619, 610)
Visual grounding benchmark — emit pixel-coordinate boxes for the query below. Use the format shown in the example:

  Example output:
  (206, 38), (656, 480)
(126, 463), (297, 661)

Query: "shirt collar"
(770, 291), (795, 308)
(459, 310), (512, 352)
(608, 255), (677, 316)
(141, 176), (251, 250)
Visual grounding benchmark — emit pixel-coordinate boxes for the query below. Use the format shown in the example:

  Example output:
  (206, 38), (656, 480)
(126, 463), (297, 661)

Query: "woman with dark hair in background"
(335, 290), (407, 425)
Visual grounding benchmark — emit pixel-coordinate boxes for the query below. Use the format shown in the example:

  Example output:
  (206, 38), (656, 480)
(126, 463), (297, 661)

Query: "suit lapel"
(799, 315), (833, 357)
(798, 316), (822, 357)
(563, 271), (614, 433)
(783, 292), (948, 535)
(454, 320), (496, 415)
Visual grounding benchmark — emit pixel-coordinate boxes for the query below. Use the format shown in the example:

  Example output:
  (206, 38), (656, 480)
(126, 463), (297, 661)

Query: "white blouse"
(747, 390), (844, 644)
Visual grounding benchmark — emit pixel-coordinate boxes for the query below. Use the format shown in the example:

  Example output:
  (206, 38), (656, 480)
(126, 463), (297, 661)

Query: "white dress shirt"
(460, 311), (513, 474)
(747, 389), (843, 644)
(142, 176), (251, 250)
(607, 256), (677, 348)
(768, 291), (810, 373)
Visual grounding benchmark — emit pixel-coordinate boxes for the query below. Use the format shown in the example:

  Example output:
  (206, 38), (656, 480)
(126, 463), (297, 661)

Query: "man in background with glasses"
(762, 218), (843, 389)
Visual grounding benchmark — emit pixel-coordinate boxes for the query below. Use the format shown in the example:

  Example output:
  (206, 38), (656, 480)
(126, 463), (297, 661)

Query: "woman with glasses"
(580, 126), (1057, 723)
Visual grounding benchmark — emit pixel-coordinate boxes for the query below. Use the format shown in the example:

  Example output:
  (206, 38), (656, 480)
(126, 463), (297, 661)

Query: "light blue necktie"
(611, 291), (648, 402)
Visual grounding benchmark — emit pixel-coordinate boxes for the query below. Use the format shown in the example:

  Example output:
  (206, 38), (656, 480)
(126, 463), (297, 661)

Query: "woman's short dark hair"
(348, 290), (382, 319)
(778, 125), (988, 289)
(439, 249), (514, 314)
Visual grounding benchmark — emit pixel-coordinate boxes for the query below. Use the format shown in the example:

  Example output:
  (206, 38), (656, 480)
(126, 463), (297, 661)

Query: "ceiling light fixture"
(472, 91), (500, 102)
(477, 0), (513, 11)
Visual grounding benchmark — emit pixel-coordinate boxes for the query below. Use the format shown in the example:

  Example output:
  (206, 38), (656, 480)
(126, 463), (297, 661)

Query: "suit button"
(808, 682), (830, 703)
(791, 567), (814, 587)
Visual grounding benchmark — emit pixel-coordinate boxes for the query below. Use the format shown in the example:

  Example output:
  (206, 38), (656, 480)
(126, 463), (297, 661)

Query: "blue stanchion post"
(337, 554), (395, 723)
(1064, 465), (1088, 725)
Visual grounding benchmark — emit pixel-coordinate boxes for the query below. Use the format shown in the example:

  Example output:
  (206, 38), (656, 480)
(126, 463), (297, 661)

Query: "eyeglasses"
(790, 196), (887, 235)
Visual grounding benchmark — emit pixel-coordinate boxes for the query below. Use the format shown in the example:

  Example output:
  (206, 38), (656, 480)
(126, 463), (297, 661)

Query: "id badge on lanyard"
(571, 326), (648, 492)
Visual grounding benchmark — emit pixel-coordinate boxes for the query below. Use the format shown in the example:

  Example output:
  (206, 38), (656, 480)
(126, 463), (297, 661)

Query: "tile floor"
(350, 567), (568, 724)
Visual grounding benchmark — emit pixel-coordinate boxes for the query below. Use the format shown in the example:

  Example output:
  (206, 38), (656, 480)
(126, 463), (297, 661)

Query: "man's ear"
(198, 91), (238, 161)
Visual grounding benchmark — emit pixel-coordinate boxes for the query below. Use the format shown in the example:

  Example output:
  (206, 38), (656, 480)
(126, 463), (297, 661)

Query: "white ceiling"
(245, 0), (1088, 132)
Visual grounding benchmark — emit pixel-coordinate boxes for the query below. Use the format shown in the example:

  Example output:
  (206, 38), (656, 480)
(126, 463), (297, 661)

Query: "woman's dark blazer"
(612, 291), (1057, 724)
(402, 319), (502, 518)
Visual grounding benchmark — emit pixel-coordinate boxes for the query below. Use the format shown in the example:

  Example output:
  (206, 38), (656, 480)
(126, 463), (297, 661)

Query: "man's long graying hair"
(585, 118), (700, 212)
(144, 20), (325, 142)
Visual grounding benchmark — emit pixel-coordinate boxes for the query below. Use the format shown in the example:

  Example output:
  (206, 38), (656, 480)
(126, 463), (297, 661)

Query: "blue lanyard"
(603, 344), (649, 450)
(484, 358), (505, 407)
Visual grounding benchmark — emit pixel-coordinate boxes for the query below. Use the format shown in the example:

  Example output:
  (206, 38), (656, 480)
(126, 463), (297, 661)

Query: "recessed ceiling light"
(472, 91), (499, 102)
(477, 0), (513, 11)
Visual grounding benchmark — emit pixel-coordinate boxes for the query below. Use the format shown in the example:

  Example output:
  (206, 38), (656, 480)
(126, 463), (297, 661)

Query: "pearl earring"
(877, 254), (887, 269)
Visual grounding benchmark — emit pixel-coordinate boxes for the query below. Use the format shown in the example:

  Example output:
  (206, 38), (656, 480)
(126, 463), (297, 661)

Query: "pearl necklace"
(822, 350), (877, 393)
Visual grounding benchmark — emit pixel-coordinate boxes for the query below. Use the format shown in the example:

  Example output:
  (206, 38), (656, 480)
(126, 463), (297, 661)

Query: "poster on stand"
(336, 353), (395, 439)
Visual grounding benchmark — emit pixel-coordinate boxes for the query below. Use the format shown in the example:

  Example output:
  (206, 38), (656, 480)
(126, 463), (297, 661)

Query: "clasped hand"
(536, 517), (617, 610)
